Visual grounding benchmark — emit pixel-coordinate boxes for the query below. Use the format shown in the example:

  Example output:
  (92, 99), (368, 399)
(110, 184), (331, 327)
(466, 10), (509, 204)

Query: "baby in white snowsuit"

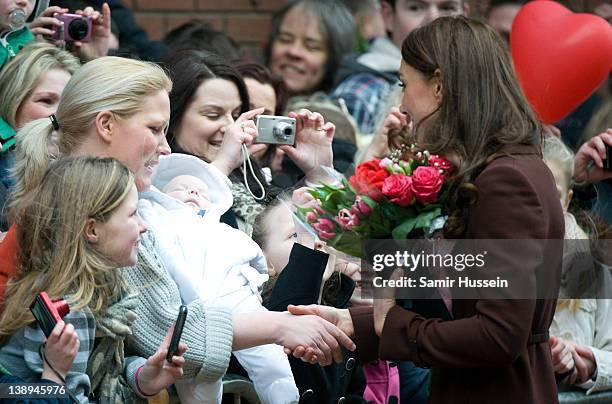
(139, 153), (298, 404)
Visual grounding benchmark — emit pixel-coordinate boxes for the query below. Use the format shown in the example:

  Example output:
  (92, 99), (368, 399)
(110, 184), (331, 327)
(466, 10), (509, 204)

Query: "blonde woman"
(0, 156), (186, 403)
(3, 55), (354, 401)
(0, 42), (80, 229)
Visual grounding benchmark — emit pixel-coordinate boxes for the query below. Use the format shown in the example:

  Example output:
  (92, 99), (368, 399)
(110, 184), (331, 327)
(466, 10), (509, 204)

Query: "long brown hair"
(396, 16), (542, 237)
(0, 157), (134, 341)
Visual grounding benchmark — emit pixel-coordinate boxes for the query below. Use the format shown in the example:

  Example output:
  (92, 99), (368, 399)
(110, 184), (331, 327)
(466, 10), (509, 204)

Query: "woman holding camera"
(164, 49), (335, 236)
(0, 156), (186, 403)
(4, 55), (354, 400)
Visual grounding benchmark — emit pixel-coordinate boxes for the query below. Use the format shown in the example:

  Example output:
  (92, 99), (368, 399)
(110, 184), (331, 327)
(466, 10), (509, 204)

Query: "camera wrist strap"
(39, 344), (79, 404)
(241, 144), (266, 201)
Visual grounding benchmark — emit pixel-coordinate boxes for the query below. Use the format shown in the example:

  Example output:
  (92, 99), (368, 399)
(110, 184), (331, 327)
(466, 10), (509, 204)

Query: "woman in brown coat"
(290, 16), (564, 403)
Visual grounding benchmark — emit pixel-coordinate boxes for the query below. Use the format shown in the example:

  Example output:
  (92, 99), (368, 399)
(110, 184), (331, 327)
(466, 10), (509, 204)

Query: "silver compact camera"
(256, 115), (296, 145)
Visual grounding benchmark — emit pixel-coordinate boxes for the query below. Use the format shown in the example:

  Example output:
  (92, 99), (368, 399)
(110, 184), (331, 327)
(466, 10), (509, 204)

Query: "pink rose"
(428, 155), (453, 172)
(382, 174), (414, 207)
(411, 166), (443, 204)
(312, 218), (336, 240)
(305, 211), (318, 223)
(352, 196), (372, 217)
(337, 208), (360, 230)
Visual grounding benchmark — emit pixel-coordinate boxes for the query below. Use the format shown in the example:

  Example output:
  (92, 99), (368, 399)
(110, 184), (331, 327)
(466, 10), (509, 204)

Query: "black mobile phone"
(167, 305), (187, 362)
(604, 143), (611, 171)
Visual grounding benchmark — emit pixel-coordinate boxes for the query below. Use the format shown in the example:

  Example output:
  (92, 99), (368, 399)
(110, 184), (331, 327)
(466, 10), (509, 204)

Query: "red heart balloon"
(510, 1), (612, 124)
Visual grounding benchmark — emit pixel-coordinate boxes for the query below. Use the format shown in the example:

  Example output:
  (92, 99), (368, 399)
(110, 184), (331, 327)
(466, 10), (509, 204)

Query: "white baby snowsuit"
(139, 153), (298, 404)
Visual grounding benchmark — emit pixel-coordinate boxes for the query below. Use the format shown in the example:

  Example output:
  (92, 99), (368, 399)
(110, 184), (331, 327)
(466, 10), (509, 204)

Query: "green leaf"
(329, 231), (364, 258)
(392, 217), (418, 239)
(413, 208), (442, 230)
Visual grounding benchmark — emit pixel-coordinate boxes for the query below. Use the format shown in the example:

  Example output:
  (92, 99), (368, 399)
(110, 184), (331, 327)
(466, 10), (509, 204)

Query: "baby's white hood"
(144, 153), (233, 220)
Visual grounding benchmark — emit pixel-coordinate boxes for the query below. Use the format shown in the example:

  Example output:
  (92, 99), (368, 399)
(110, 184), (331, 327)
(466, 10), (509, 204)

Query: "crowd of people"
(0, 0), (610, 403)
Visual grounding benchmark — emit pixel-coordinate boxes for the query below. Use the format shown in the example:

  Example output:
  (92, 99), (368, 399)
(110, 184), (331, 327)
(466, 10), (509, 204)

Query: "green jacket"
(0, 26), (34, 69)
(0, 27), (33, 152)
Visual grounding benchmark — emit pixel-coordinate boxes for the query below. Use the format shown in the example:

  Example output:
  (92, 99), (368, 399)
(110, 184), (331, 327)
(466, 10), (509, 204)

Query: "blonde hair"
(10, 56), (172, 217)
(0, 157), (134, 341)
(557, 299), (581, 313)
(542, 136), (575, 191)
(544, 137), (586, 313)
(0, 42), (80, 128)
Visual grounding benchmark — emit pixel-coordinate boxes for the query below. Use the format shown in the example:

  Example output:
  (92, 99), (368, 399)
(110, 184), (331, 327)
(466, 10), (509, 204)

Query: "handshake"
(274, 305), (356, 366)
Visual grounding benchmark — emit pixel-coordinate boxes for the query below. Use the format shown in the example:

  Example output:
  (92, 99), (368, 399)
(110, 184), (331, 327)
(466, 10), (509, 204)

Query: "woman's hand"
(72, 3), (111, 61)
(136, 325), (187, 396)
(29, 6), (67, 42)
(287, 304), (354, 340)
(569, 345), (597, 384)
(361, 107), (410, 162)
(211, 107), (265, 176)
(373, 298), (396, 337)
(574, 129), (612, 185)
(42, 321), (80, 384)
(276, 311), (355, 366)
(280, 109), (334, 182)
(549, 336), (576, 375)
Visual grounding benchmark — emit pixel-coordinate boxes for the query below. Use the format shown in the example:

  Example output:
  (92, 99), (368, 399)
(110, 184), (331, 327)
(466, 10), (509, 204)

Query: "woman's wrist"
(134, 365), (156, 397)
(211, 159), (232, 176)
(41, 368), (65, 385)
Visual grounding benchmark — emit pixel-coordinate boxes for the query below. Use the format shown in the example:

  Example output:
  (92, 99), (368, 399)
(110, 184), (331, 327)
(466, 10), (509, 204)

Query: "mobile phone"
(167, 305), (188, 362)
(29, 292), (70, 338)
(604, 143), (611, 171)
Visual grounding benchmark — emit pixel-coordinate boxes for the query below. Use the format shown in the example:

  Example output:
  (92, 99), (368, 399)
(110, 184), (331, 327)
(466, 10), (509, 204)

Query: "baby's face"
(163, 175), (212, 210)
(0, 0), (35, 31)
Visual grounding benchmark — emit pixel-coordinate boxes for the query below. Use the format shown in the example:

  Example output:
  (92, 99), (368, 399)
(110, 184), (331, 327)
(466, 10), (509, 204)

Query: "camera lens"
(68, 18), (89, 41)
(273, 122), (293, 140)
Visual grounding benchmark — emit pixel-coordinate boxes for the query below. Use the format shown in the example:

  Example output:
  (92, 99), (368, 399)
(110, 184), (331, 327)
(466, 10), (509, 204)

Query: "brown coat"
(351, 145), (564, 404)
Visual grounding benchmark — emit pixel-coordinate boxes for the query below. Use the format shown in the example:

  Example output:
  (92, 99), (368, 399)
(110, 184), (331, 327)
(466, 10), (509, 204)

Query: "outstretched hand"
(278, 310), (354, 366)
(136, 324), (187, 396)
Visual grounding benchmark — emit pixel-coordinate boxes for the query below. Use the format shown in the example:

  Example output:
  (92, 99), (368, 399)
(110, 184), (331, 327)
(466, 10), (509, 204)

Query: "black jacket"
(266, 244), (367, 404)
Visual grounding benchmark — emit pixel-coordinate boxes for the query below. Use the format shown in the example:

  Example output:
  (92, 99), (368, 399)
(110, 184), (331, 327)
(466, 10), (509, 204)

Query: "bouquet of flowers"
(297, 148), (454, 258)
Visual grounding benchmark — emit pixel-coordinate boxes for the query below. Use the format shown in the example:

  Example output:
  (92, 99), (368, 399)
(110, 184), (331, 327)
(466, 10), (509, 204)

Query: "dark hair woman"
(288, 16), (564, 404)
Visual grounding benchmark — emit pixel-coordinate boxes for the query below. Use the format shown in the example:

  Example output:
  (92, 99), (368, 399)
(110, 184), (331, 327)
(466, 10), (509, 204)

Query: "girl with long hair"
(0, 156), (186, 403)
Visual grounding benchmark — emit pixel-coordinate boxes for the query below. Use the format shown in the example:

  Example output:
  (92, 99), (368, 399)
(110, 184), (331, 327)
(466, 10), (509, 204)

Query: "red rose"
(349, 159), (389, 201)
(382, 174), (414, 207)
(411, 166), (443, 204)
(428, 155), (453, 172)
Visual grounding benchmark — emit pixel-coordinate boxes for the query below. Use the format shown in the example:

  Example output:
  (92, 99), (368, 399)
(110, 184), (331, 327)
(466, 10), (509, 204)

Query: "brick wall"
(127, 0), (286, 61)
(124, 0), (604, 62)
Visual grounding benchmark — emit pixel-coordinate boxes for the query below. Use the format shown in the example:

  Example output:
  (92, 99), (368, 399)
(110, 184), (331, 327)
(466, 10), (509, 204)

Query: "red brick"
(166, 14), (223, 33)
(197, 0), (284, 12)
(226, 15), (271, 42)
(134, 14), (165, 40)
(136, 0), (195, 11)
